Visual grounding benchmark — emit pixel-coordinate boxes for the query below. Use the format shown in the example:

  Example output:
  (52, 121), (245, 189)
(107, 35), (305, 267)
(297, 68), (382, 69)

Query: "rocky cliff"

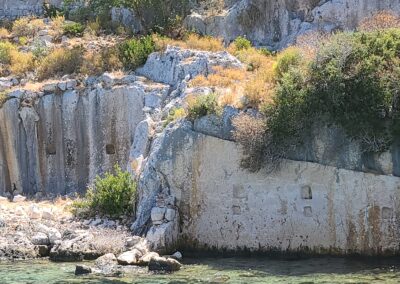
(2, 43), (400, 255)
(127, 47), (400, 256)
(185, 0), (400, 49)
(0, 0), (62, 20)
(0, 75), (166, 196)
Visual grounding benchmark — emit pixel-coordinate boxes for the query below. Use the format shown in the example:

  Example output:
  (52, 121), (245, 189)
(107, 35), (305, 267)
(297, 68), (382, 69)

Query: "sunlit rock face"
(135, 122), (400, 256)
(0, 0), (63, 20)
(184, 0), (400, 49)
(0, 81), (145, 196)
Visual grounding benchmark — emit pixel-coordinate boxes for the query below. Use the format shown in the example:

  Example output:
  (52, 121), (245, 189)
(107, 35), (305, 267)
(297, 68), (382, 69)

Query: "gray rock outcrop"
(0, 0), (63, 20)
(184, 0), (400, 49)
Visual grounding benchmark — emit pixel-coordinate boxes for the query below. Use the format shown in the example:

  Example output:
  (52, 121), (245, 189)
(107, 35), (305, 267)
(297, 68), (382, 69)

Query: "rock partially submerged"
(148, 256), (182, 272)
(75, 264), (92, 275)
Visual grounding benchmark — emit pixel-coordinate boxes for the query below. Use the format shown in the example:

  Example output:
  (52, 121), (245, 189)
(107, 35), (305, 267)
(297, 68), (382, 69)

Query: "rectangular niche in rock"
(301, 185), (312, 200)
(106, 144), (116, 155)
(46, 144), (56, 155)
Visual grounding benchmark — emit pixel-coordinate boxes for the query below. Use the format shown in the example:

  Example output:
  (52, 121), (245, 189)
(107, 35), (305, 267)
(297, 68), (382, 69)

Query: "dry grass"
(358, 11), (400, 32)
(0, 91), (7, 107)
(232, 113), (267, 171)
(153, 33), (224, 52)
(9, 50), (35, 75)
(37, 47), (83, 81)
(81, 47), (123, 76)
(190, 66), (246, 88)
(49, 15), (65, 40)
(0, 28), (9, 39)
(12, 17), (45, 37)
(90, 228), (130, 255)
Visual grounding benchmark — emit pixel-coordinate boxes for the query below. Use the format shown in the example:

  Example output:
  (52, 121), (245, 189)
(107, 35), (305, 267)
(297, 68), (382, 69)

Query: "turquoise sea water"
(1, 257), (400, 284)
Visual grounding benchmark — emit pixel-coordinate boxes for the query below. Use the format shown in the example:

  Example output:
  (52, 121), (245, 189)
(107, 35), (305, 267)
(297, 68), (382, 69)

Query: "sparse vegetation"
(232, 36), (252, 50)
(164, 107), (186, 127)
(72, 165), (136, 218)
(81, 47), (123, 75)
(153, 33), (224, 52)
(358, 11), (400, 32)
(63, 22), (85, 36)
(12, 17), (45, 37)
(0, 91), (7, 107)
(37, 47), (83, 80)
(9, 50), (35, 75)
(0, 41), (16, 64)
(187, 93), (219, 120)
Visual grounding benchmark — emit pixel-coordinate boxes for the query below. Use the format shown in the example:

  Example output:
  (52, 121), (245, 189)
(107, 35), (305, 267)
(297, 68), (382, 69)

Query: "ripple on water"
(1, 257), (400, 284)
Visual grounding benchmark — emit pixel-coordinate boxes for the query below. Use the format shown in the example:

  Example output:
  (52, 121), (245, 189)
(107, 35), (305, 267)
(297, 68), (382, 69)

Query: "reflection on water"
(1, 256), (400, 284)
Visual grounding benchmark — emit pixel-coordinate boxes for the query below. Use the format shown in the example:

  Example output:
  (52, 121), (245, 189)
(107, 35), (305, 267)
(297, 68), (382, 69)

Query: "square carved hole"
(301, 185), (312, 200)
(106, 144), (116, 155)
(46, 144), (56, 155)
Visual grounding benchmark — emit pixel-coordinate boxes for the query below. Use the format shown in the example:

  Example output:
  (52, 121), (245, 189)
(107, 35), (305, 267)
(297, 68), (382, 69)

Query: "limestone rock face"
(137, 46), (243, 86)
(135, 123), (400, 255)
(0, 0), (63, 20)
(184, 0), (400, 49)
(0, 80), (145, 196)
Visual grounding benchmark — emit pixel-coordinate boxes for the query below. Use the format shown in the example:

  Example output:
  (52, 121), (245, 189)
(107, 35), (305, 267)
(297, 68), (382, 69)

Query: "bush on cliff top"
(234, 29), (400, 171)
(118, 35), (155, 70)
(72, 165), (136, 218)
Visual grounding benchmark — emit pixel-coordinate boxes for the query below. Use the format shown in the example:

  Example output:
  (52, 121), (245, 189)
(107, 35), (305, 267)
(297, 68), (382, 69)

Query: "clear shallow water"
(1, 257), (400, 284)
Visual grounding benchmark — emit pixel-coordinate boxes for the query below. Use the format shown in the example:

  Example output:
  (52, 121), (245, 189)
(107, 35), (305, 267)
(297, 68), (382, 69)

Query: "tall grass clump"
(37, 47), (83, 80)
(72, 165), (136, 218)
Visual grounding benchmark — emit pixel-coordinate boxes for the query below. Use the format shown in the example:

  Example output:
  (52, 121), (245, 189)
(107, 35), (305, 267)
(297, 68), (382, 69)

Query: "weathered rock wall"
(185, 0), (400, 49)
(0, 0), (63, 20)
(136, 123), (400, 255)
(0, 80), (145, 196)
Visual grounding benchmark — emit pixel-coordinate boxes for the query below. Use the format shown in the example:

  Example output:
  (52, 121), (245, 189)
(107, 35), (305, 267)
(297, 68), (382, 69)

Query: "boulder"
(50, 233), (101, 261)
(148, 256), (182, 272)
(95, 253), (118, 268)
(41, 209), (54, 220)
(137, 251), (159, 266)
(171, 251), (183, 260)
(125, 236), (142, 248)
(117, 249), (142, 265)
(47, 228), (62, 245)
(36, 245), (50, 257)
(13, 195), (26, 202)
(31, 232), (50, 245)
(75, 265), (92, 275)
(28, 204), (41, 219)
(137, 46), (243, 86)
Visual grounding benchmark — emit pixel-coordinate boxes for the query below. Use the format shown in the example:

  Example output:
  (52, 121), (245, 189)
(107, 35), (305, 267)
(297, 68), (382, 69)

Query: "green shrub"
(0, 41), (15, 64)
(118, 36), (155, 70)
(187, 93), (219, 120)
(72, 165), (136, 217)
(63, 22), (85, 36)
(270, 29), (400, 153)
(273, 47), (303, 80)
(235, 29), (400, 172)
(233, 36), (252, 50)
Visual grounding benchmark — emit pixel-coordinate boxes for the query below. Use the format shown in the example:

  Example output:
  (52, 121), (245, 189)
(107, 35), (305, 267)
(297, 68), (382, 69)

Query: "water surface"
(1, 257), (400, 283)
